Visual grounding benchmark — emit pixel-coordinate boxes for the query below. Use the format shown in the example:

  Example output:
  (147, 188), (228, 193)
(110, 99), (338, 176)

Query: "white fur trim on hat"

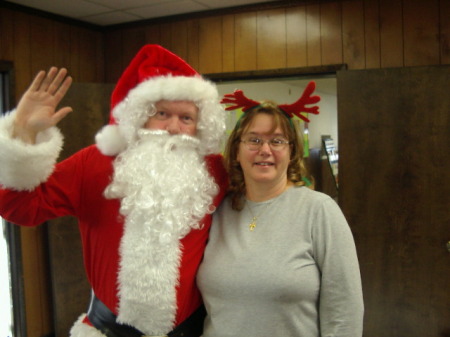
(0, 110), (63, 191)
(95, 124), (127, 156)
(95, 75), (226, 157)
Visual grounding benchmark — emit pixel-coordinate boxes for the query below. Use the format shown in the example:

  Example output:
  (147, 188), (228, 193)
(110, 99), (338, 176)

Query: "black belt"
(87, 292), (205, 337)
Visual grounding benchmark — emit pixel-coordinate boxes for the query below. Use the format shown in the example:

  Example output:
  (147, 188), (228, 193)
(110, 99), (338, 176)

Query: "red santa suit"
(0, 45), (228, 337)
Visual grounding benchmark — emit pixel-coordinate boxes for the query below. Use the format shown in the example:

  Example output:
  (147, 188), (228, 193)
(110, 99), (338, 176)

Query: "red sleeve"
(0, 145), (112, 227)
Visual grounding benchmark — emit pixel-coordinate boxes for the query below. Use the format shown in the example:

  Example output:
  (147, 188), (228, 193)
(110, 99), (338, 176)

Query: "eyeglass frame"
(240, 135), (291, 151)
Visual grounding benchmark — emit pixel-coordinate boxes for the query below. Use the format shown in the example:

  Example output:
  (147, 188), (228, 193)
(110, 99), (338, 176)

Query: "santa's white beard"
(104, 129), (218, 334)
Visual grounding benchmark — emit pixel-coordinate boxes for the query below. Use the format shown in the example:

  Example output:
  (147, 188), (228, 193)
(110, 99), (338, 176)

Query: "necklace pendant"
(249, 217), (257, 231)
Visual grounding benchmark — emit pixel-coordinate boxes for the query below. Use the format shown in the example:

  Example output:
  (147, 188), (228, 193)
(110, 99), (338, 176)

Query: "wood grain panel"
(159, 22), (173, 51)
(69, 27), (83, 82)
(286, 6), (307, 68)
(321, 2), (343, 66)
(12, 11), (32, 95)
(379, 0), (403, 67)
(78, 28), (104, 82)
(342, 1), (365, 69)
(441, 0), (450, 64)
(256, 8), (286, 70)
(0, 8), (14, 61)
(53, 21), (72, 69)
(222, 14), (235, 72)
(170, 21), (189, 61)
(105, 30), (124, 83)
(234, 12), (257, 71)
(338, 65), (450, 337)
(198, 16), (223, 74)
(121, 27), (147, 69)
(364, 0), (381, 68)
(403, 0), (439, 66)
(9, 12), (51, 330)
(144, 24), (161, 45)
(306, 4), (321, 66)
(30, 17), (55, 74)
(186, 19), (200, 71)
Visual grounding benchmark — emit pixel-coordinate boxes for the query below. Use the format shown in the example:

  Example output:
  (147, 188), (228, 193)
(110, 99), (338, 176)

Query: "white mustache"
(136, 129), (201, 152)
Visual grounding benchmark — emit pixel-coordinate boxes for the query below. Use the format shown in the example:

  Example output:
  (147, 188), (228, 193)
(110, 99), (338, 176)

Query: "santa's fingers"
(51, 106), (73, 125)
(52, 74), (73, 104)
(45, 68), (71, 96)
(28, 70), (47, 92)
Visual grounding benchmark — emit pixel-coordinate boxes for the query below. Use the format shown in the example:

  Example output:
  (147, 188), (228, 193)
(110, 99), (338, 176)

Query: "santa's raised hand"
(13, 67), (73, 144)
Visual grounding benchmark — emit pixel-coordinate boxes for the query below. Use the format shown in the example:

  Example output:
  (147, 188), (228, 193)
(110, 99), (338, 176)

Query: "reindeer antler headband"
(221, 81), (321, 126)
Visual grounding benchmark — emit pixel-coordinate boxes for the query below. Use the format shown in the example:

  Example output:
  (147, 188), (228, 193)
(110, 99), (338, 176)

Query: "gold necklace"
(245, 200), (272, 231)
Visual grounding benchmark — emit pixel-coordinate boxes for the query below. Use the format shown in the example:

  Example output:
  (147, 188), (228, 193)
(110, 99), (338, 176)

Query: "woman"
(197, 83), (364, 337)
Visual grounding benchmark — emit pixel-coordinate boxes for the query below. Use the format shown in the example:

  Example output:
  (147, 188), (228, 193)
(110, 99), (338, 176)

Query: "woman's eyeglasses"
(241, 136), (290, 151)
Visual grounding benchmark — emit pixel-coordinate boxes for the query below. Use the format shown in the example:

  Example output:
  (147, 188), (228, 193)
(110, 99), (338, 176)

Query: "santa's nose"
(166, 118), (181, 134)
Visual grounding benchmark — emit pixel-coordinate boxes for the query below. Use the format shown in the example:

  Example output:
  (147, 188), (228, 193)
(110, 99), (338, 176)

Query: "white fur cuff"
(70, 314), (108, 337)
(0, 110), (63, 191)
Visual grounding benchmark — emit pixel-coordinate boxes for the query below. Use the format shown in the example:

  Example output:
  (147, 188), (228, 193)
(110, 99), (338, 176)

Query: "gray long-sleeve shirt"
(197, 186), (364, 337)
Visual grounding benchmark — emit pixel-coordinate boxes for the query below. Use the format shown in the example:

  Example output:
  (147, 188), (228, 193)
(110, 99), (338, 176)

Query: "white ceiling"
(5, 0), (281, 26)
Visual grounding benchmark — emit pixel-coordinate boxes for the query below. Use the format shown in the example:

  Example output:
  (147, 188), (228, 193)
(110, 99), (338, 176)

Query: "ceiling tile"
(8, 0), (111, 18)
(87, 0), (180, 11)
(126, 0), (208, 20)
(194, 0), (277, 9)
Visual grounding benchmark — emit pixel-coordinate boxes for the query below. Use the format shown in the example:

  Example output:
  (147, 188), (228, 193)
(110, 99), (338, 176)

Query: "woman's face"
(237, 113), (291, 187)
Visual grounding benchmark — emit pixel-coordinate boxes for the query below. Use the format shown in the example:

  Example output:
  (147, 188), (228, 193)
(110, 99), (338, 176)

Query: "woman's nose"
(258, 141), (272, 154)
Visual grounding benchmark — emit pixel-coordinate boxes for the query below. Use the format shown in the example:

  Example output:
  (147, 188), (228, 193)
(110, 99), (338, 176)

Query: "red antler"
(221, 90), (260, 111)
(278, 81), (320, 122)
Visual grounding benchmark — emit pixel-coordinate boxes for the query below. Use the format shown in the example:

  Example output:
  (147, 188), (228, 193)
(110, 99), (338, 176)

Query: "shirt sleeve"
(312, 197), (364, 337)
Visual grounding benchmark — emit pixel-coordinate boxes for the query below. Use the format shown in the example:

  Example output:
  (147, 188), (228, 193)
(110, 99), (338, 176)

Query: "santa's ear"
(95, 125), (127, 156)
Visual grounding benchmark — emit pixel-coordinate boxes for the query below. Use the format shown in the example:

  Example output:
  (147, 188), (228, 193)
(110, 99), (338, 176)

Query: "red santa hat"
(95, 44), (225, 156)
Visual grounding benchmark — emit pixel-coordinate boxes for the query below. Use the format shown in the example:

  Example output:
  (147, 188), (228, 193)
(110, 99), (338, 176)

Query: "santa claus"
(0, 45), (228, 337)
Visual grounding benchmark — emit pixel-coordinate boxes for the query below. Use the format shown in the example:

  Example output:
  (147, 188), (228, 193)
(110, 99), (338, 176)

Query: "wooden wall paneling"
(30, 17), (55, 74)
(286, 6), (308, 68)
(121, 27), (147, 72)
(234, 12), (257, 71)
(73, 28), (101, 82)
(342, 1), (366, 69)
(338, 66), (450, 337)
(403, 0), (440, 66)
(13, 11), (32, 95)
(440, 0), (450, 64)
(321, 2), (343, 66)
(104, 31), (124, 83)
(364, 0), (381, 69)
(69, 26), (83, 82)
(379, 0), (403, 68)
(256, 8), (287, 70)
(305, 4), (321, 66)
(186, 19), (200, 70)
(0, 8), (14, 61)
(222, 14), (236, 72)
(170, 21), (189, 61)
(53, 21), (73, 70)
(94, 31), (105, 82)
(159, 22), (173, 51)
(11, 12), (50, 336)
(198, 16), (223, 74)
(144, 24), (162, 45)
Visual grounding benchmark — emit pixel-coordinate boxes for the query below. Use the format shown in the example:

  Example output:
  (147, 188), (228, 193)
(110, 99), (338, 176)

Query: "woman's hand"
(13, 67), (73, 144)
